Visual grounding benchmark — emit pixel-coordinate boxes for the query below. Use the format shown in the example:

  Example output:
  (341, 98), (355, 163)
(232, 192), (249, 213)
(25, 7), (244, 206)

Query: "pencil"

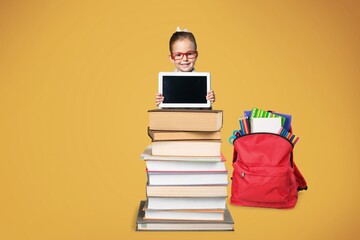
(277, 127), (284, 135)
(243, 118), (249, 134)
(239, 118), (245, 135)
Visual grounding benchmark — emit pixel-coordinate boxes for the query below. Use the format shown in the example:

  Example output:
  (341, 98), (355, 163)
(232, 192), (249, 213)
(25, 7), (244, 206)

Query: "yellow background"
(1, 1), (359, 239)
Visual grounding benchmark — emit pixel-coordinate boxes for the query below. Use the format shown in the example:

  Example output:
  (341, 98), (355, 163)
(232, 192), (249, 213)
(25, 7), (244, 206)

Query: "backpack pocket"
(231, 166), (294, 204)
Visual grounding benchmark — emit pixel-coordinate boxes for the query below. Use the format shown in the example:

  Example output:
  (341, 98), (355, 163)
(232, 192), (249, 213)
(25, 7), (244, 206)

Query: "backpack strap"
(287, 125), (307, 191)
(291, 153), (308, 191)
(232, 145), (238, 163)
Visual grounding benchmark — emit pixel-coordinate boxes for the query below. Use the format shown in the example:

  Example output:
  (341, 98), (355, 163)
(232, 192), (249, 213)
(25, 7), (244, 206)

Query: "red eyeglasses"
(170, 50), (198, 60)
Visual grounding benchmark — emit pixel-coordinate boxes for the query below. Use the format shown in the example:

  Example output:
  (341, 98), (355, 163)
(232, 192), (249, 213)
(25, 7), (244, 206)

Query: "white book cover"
(145, 160), (226, 172)
(147, 172), (229, 186)
(144, 209), (224, 221)
(251, 117), (282, 133)
(147, 197), (226, 210)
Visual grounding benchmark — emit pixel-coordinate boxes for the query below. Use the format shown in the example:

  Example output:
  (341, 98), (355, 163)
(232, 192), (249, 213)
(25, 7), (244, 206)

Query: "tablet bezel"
(158, 72), (211, 108)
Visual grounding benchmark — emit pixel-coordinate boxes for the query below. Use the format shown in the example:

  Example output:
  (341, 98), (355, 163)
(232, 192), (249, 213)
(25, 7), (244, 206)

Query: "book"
(145, 160), (226, 172)
(148, 128), (221, 141)
(148, 109), (223, 131)
(136, 201), (234, 231)
(152, 140), (221, 157)
(244, 110), (292, 131)
(250, 117), (282, 133)
(147, 172), (229, 186)
(250, 107), (286, 126)
(140, 145), (224, 162)
(146, 185), (228, 197)
(147, 197), (226, 210)
(144, 208), (225, 221)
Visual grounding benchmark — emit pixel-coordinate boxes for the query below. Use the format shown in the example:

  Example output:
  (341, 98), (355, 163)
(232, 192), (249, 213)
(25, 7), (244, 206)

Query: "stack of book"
(136, 109), (234, 231)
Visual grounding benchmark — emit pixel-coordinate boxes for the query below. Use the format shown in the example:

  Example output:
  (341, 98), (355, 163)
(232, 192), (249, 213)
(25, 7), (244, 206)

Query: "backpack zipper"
(233, 132), (294, 147)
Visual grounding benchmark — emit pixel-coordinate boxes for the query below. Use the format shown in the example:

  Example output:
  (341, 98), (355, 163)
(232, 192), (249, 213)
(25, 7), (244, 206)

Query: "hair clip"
(176, 26), (189, 32)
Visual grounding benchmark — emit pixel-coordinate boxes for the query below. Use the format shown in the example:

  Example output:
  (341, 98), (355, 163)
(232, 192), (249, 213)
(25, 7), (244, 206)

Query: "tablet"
(158, 72), (211, 108)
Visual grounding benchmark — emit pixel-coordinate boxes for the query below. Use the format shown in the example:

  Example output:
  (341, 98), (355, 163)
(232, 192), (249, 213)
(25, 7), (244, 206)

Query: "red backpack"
(230, 132), (307, 209)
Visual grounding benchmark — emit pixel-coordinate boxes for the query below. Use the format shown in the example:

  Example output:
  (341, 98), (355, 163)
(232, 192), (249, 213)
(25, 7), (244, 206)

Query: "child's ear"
(169, 55), (175, 64)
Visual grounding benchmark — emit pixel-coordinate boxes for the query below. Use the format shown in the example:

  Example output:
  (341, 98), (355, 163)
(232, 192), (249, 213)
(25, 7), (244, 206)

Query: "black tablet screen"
(162, 76), (207, 103)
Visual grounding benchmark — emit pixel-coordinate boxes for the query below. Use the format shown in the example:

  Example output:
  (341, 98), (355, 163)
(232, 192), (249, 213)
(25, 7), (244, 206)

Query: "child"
(155, 27), (215, 107)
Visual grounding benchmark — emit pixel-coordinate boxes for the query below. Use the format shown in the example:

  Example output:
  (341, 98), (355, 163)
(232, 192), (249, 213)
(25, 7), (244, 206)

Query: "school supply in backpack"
(278, 127), (300, 145)
(250, 107), (286, 126)
(250, 117), (282, 134)
(244, 109), (292, 131)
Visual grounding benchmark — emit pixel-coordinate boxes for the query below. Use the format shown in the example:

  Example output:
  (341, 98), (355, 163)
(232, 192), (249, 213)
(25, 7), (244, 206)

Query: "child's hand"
(206, 90), (215, 104)
(156, 93), (164, 106)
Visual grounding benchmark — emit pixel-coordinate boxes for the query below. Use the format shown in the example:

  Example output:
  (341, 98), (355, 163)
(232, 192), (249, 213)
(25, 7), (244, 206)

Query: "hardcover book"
(136, 201), (234, 231)
(146, 185), (228, 197)
(140, 145), (224, 162)
(151, 140), (221, 157)
(148, 128), (221, 141)
(145, 160), (226, 172)
(147, 171), (229, 186)
(148, 109), (223, 131)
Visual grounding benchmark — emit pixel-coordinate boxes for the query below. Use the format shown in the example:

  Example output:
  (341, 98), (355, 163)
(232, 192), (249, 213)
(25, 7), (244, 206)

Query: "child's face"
(169, 39), (197, 72)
